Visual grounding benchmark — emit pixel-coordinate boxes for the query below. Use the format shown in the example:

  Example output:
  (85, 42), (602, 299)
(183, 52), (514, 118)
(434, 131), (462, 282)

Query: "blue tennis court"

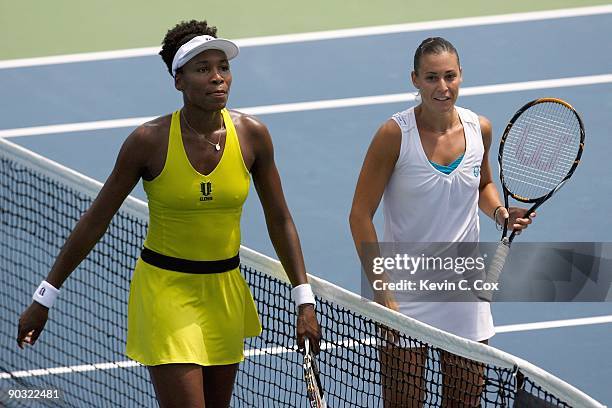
(1, 6), (611, 405)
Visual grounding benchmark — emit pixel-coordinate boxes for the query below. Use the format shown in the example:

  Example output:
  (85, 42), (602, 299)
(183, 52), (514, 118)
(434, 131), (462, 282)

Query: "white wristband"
(291, 283), (316, 307)
(32, 280), (60, 309)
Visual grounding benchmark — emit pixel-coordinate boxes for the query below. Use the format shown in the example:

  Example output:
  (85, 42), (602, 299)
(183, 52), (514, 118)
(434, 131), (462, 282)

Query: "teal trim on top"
(430, 154), (464, 175)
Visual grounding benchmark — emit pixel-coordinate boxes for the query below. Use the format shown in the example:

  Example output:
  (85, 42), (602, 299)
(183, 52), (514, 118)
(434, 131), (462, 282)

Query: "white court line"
(1, 73), (611, 139)
(1, 315), (610, 379)
(495, 315), (612, 334)
(0, 5), (611, 69)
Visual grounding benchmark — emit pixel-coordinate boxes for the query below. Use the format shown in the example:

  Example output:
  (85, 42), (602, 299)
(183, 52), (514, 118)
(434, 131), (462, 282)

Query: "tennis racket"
(477, 98), (585, 302)
(302, 338), (327, 408)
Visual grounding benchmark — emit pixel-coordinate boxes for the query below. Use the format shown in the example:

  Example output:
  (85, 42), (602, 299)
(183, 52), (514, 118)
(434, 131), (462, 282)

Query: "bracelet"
(32, 280), (60, 309)
(493, 206), (505, 231)
(291, 284), (316, 308)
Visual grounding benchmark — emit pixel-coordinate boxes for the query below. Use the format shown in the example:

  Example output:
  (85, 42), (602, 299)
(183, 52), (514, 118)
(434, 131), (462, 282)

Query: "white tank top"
(383, 106), (495, 341)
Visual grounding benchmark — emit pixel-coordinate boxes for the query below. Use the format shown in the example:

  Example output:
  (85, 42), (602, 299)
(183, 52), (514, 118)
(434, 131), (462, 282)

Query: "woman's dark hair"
(159, 20), (218, 75)
(413, 37), (460, 74)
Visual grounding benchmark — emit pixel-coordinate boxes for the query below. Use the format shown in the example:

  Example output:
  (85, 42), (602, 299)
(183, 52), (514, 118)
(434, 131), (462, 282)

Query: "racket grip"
(477, 238), (510, 302)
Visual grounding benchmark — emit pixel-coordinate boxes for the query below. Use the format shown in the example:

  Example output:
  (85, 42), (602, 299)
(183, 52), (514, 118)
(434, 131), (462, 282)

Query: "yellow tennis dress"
(126, 108), (262, 366)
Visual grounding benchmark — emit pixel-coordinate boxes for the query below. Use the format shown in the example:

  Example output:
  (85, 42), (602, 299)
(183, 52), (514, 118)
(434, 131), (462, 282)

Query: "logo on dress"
(200, 181), (213, 201)
(473, 165), (481, 177)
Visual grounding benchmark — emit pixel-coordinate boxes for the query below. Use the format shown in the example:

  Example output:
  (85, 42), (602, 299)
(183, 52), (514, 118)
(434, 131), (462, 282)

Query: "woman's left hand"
(296, 304), (322, 354)
(496, 207), (536, 234)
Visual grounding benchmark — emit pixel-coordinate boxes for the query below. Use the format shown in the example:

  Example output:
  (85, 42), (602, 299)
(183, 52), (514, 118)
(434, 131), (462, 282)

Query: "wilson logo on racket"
(477, 97), (585, 302)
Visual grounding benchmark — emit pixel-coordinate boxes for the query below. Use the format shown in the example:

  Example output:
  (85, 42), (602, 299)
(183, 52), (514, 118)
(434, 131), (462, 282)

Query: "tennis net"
(0, 137), (605, 407)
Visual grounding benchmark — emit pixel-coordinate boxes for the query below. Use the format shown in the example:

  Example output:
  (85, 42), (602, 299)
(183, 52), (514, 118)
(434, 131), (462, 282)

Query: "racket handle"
(477, 238), (510, 302)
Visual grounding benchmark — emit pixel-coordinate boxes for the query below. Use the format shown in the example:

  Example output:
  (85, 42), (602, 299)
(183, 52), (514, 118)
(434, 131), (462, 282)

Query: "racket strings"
(501, 101), (581, 200)
(511, 109), (580, 170)
(503, 121), (577, 188)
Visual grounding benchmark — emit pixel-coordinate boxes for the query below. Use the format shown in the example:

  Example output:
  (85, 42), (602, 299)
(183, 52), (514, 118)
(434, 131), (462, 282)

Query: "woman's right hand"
(374, 290), (402, 345)
(374, 289), (399, 312)
(17, 302), (49, 349)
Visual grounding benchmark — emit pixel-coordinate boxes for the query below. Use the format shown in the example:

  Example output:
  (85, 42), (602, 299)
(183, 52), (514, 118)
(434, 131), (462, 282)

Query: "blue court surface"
(2, 9), (612, 405)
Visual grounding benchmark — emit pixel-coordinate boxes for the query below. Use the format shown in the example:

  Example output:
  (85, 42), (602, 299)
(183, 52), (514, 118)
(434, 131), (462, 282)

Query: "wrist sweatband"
(32, 280), (59, 308)
(291, 283), (316, 307)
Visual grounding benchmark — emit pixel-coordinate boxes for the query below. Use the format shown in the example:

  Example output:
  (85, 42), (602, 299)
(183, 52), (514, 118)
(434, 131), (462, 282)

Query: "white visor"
(171, 35), (239, 76)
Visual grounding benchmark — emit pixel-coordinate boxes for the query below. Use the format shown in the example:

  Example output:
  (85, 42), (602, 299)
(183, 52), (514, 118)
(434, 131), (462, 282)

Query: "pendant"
(215, 143), (221, 151)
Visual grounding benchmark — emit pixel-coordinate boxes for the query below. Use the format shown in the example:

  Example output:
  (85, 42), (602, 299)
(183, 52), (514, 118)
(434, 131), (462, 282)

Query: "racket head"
(498, 98), (585, 203)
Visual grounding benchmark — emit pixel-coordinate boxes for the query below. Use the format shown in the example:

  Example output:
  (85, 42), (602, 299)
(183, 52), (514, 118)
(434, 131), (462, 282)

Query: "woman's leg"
(440, 339), (489, 408)
(148, 363), (206, 408)
(202, 363), (240, 407)
(379, 343), (428, 408)
(148, 363), (240, 408)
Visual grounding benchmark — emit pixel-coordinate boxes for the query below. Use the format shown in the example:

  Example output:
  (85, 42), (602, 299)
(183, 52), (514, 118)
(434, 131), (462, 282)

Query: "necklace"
(181, 110), (223, 151)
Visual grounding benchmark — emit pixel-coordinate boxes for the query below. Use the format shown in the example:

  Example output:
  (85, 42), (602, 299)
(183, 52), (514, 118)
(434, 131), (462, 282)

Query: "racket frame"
(302, 338), (327, 408)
